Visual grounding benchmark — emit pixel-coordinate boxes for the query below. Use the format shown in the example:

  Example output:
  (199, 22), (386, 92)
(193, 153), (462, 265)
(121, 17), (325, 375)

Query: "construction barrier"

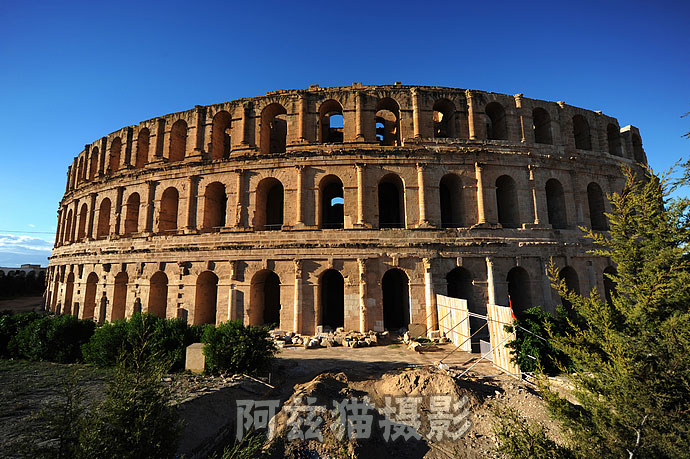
(486, 304), (520, 377)
(436, 294), (471, 352)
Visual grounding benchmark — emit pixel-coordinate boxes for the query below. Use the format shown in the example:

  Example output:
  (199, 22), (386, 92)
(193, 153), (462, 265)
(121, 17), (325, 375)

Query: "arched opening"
(558, 266), (580, 312)
(375, 98), (400, 146)
(433, 99), (455, 138)
(169, 120), (187, 162)
(250, 270), (281, 327)
(545, 179), (567, 229)
(506, 267), (531, 319)
(212, 111), (232, 160)
(378, 174), (405, 228)
(532, 108), (552, 144)
(440, 174), (463, 228)
(77, 203), (88, 241)
(320, 175), (344, 229)
(96, 198), (111, 239)
(607, 124), (622, 156)
(159, 187), (179, 234)
(632, 134), (644, 162)
(124, 193), (140, 236)
(64, 272), (74, 315)
(194, 271), (218, 325)
(320, 100), (344, 143)
(64, 209), (73, 243)
(83, 272), (98, 320)
(136, 128), (149, 169)
(485, 102), (507, 140)
(89, 147), (98, 180)
(255, 178), (283, 230)
(51, 277), (59, 312)
(109, 137), (122, 172)
(573, 115), (592, 150)
(496, 175), (519, 228)
(112, 272), (128, 321)
(203, 182), (227, 231)
(261, 103), (287, 154)
(603, 266), (617, 307)
(148, 271), (168, 318)
(587, 182), (607, 230)
(320, 269), (344, 330)
(382, 268), (410, 330)
(446, 267), (482, 339)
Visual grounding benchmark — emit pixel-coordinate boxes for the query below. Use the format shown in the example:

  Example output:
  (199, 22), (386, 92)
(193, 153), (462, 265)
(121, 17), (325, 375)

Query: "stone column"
(540, 257), (554, 313)
(466, 90), (477, 140)
(295, 165), (305, 227)
(514, 94), (526, 142)
(412, 88), (421, 138)
(299, 94), (308, 141)
(475, 162), (487, 225)
(586, 260), (596, 296)
(358, 258), (367, 332)
(186, 175), (198, 231)
(98, 138), (108, 175)
(417, 163), (429, 226)
(193, 105), (206, 157)
(145, 180), (156, 233)
(114, 187), (124, 235)
(355, 92), (365, 141)
(70, 199), (79, 242)
(529, 164), (542, 225)
(87, 193), (96, 239)
(356, 163), (366, 227)
(241, 103), (250, 145)
(293, 260), (302, 333)
(54, 209), (62, 246)
(485, 257), (496, 305)
(423, 258), (438, 333)
(233, 169), (244, 228)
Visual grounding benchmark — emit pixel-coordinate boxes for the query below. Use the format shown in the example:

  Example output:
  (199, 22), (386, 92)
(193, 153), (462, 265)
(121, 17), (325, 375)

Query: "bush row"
(1, 311), (277, 374)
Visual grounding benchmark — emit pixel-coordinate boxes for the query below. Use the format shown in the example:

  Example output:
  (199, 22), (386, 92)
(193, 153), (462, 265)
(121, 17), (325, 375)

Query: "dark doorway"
(263, 272), (281, 326)
(378, 175), (404, 228)
(507, 267), (531, 318)
(321, 177), (344, 229)
(382, 268), (410, 330)
(320, 269), (344, 329)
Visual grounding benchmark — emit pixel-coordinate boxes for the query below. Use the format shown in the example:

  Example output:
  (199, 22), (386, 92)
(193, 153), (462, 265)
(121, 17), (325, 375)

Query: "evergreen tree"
(541, 165), (690, 458)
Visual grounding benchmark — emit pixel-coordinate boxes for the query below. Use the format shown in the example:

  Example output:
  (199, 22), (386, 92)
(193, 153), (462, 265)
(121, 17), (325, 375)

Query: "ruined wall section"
(47, 84), (646, 335)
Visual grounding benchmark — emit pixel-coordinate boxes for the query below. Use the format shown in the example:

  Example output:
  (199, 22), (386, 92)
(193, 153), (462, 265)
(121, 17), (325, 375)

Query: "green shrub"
(202, 320), (277, 375)
(81, 319), (129, 367)
(12, 314), (95, 363)
(78, 349), (181, 458)
(504, 306), (570, 375)
(0, 311), (42, 357)
(83, 313), (204, 370)
(492, 405), (574, 458)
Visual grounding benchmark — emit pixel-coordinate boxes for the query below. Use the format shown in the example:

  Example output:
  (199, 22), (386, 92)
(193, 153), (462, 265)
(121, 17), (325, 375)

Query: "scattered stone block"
(185, 343), (205, 373)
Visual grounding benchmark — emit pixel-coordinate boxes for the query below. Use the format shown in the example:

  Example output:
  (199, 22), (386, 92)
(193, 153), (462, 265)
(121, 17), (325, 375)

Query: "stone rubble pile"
(269, 327), (393, 349)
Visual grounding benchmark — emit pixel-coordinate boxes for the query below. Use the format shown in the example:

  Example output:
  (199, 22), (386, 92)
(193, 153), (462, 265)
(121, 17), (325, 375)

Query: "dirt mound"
(266, 366), (498, 458)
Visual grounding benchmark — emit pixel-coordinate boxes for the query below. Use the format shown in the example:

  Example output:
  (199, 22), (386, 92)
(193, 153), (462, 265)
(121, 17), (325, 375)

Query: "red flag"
(508, 295), (517, 321)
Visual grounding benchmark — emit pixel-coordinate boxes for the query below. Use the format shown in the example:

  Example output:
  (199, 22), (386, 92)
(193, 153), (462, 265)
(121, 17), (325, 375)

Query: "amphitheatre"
(46, 83), (646, 339)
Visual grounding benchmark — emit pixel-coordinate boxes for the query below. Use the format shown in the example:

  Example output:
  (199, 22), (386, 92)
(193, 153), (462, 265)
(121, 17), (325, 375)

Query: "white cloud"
(0, 233), (53, 267)
(27, 223), (35, 228)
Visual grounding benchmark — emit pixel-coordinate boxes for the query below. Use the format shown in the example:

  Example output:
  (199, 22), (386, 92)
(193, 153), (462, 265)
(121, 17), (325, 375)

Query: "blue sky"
(0, 0), (688, 267)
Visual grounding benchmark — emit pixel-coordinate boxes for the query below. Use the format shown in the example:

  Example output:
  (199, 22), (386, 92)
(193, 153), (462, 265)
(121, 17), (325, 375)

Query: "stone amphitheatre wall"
(46, 83), (646, 336)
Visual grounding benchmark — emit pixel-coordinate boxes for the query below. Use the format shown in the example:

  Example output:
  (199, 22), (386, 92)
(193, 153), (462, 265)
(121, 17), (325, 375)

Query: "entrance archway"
(506, 267), (531, 318)
(382, 268), (410, 330)
(112, 272), (128, 320)
(194, 271), (218, 325)
(148, 271), (168, 318)
(320, 269), (344, 330)
(83, 272), (98, 320)
(250, 270), (281, 327)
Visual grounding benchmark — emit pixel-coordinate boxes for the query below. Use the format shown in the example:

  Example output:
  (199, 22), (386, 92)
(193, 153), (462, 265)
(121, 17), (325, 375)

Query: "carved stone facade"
(46, 84), (645, 336)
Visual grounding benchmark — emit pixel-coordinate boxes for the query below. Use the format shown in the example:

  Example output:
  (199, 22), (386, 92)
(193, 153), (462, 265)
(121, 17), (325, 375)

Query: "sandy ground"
(0, 296), (45, 313)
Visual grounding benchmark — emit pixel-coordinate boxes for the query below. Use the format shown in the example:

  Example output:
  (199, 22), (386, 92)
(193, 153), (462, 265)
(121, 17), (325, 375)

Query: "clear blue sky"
(0, 0), (688, 266)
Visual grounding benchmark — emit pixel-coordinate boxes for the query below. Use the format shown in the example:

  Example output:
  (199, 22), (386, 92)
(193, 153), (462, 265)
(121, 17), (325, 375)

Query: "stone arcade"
(46, 84), (643, 338)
